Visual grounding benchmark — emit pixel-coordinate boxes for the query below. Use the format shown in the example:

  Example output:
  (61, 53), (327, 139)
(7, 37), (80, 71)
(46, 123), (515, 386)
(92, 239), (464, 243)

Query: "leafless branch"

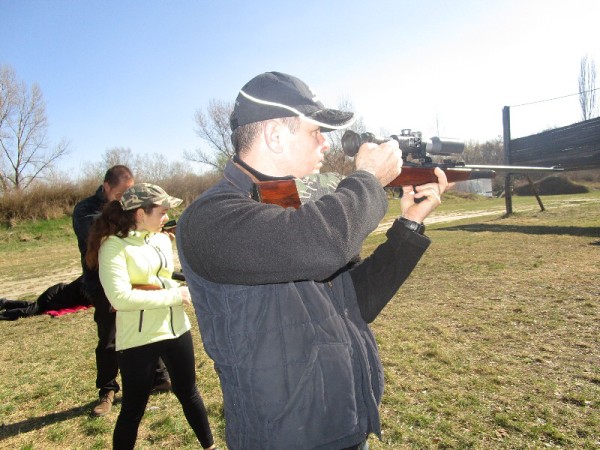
(0, 65), (69, 191)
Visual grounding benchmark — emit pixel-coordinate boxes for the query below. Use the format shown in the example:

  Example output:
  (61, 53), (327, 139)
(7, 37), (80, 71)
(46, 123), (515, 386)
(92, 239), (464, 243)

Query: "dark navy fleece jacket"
(177, 160), (430, 450)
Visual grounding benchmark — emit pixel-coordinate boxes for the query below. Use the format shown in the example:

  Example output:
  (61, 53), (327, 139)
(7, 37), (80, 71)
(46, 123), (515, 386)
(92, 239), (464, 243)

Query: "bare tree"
(133, 152), (192, 183)
(186, 96), (368, 175)
(0, 65), (69, 191)
(185, 99), (234, 172)
(579, 55), (597, 121)
(462, 137), (504, 165)
(78, 147), (135, 182)
(81, 146), (198, 186)
(103, 147), (135, 170)
(322, 96), (366, 175)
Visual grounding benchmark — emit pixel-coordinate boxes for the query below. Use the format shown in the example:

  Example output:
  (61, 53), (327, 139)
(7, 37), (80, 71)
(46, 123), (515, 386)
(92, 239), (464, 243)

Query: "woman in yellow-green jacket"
(86, 183), (217, 450)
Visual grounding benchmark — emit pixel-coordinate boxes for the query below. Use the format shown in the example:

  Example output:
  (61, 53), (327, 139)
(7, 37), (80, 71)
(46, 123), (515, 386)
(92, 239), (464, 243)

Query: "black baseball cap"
(229, 71), (355, 132)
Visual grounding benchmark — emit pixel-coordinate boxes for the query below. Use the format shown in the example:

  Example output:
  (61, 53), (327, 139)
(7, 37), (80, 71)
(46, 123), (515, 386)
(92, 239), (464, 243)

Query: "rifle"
(131, 271), (186, 291)
(341, 129), (563, 184)
(253, 129), (563, 208)
(132, 284), (163, 291)
(162, 219), (177, 234)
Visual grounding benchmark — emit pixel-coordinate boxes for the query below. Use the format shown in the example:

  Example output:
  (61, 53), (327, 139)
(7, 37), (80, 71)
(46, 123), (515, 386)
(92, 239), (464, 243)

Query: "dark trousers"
(113, 331), (214, 450)
(90, 289), (169, 396)
(0, 276), (88, 321)
(0, 300), (39, 320)
(93, 292), (120, 395)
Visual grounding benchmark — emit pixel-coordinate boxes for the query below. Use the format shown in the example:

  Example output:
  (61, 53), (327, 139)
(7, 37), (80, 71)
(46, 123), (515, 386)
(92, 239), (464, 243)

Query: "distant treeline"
(0, 170), (220, 225)
(1, 148), (598, 225)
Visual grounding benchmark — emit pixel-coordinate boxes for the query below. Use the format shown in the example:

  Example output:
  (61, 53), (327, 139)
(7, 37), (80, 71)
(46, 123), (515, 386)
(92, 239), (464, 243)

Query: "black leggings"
(113, 331), (214, 450)
(90, 288), (169, 395)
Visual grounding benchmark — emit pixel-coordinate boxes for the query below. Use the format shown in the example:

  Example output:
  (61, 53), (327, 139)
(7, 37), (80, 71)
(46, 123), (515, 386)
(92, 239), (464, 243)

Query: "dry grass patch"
(364, 198), (599, 448)
(0, 192), (598, 449)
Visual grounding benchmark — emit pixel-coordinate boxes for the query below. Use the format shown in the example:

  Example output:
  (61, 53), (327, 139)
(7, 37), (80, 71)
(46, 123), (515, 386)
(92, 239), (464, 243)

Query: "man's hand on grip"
(355, 140), (403, 187)
(401, 167), (450, 223)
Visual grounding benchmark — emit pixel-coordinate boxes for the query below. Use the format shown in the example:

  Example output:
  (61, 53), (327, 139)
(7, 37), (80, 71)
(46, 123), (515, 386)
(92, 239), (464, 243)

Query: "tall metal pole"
(502, 106), (513, 215)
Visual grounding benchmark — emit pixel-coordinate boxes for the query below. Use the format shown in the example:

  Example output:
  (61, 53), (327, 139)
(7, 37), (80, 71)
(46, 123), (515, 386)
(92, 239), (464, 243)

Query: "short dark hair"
(231, 117), (300, 156)
(103, 165), (133, 187)
(231, 122), (261, 156)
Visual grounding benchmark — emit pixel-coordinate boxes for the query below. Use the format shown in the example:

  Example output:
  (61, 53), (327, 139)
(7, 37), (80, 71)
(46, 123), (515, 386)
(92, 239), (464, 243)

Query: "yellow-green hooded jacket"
(99, 230), (190, 351)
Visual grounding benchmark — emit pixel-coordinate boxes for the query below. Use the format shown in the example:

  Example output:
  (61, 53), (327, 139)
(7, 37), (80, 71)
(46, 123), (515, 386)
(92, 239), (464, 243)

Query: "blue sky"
(2, 0), (599, 177)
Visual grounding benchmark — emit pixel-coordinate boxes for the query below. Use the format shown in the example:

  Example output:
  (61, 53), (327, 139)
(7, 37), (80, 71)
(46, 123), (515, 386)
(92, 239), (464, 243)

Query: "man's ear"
(263, 120), (285, 154)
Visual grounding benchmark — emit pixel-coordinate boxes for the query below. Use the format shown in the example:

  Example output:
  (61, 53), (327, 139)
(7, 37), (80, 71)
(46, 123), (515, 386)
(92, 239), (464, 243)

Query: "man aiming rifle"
(177, 71), (449, 449)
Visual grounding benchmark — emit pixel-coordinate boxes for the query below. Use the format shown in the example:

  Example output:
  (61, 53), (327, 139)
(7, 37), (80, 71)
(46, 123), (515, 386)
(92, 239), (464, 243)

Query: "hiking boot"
(152, 379), (172, 393)
(91, 391), (115, 417)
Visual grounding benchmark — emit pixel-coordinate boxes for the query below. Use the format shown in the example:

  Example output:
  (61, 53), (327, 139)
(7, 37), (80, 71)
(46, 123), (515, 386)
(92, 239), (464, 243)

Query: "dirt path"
(374, 207), (505, 234)
(5, 197), (597, 299)
(4, 209), (502, 299)
(374, 197), (600, 234)
(2, 265), (82, 300)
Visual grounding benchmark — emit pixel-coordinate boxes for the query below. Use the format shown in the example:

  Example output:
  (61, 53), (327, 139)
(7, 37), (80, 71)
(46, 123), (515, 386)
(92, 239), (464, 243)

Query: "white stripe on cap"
(239, 89), (355, 130)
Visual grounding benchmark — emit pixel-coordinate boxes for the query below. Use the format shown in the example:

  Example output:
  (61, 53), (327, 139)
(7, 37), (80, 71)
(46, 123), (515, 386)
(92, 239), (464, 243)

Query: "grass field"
(1, 192), (599, 449)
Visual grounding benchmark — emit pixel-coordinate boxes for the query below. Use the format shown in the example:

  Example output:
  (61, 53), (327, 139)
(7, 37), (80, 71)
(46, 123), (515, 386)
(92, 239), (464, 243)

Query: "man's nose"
(320, 135), (330, 152)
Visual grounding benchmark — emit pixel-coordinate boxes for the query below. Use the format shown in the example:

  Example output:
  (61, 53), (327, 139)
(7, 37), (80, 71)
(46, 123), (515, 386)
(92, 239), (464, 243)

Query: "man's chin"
(296, 167), (321, 178)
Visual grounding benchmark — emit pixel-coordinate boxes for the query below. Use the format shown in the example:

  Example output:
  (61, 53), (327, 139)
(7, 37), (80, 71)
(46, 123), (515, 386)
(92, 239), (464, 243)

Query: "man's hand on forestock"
(355, 139), (403, 187)
(401, 167), (450, 223)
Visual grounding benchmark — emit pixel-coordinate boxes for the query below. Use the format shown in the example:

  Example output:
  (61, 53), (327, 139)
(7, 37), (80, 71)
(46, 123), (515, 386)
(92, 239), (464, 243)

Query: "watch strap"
(398, 217), (425, 234)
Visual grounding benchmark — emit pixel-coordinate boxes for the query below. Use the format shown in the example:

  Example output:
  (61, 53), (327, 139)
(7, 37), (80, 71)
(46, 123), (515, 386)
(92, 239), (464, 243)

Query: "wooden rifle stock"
(252, 180), (302, 209)
(130, 272), (185, 291)
(253, 166), (496, 208)
(131, 284), (163, 291)
(113, 284), (163, 312)
(387, 166), (496, 187)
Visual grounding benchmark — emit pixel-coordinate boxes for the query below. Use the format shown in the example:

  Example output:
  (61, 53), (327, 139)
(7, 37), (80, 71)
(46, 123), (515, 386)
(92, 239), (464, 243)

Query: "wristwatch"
(398, 217), (425, 235)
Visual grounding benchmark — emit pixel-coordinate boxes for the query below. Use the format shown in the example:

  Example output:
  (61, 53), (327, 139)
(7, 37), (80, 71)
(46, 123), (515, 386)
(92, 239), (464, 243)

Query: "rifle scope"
(341, 130), (464, 159)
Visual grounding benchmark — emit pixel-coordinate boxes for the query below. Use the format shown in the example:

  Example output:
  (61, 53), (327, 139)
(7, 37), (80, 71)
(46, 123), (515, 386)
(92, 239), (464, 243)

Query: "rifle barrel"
(464, 164), (563, 173)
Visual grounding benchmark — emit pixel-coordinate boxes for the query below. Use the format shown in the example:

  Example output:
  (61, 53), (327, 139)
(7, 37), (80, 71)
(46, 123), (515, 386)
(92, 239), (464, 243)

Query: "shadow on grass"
(0, 399), (109, 439)
(439, 223), (600, 238)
